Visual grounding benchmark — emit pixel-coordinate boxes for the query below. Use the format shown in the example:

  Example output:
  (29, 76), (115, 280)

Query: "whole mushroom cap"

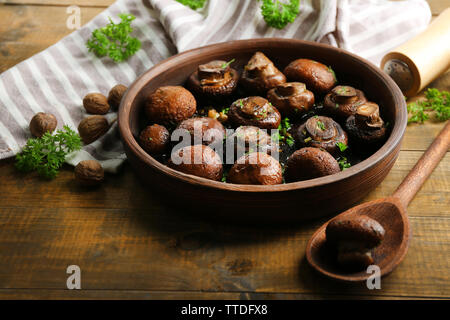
(285, 147), (340, 182)
(139, 124), (170, 155)
(267, 82), (315, 117)
(176, 117), (226, 146)
(227, 125), (277, 156)
(323, 85), (367, 120)
(168, 144), (223, 181)
(283, 59), (336, 94)
(186, 60), (239, 100)
(291, 116), (348, 156)
(326, 215), (385, 248)
(241, 52), (286, 94)
(345, 102), (387, 145)
(228, 96), (281, 129)
(145, 86), (196, 125)
(228, 152), (283, 185)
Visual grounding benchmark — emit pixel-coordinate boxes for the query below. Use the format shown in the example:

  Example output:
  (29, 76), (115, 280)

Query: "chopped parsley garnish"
(336, 142), (348, 152)
(338, 157), (351, 171)
(317, 120), (325, 130)
(221, 58), (235, 69)
(273, 117), (294, 146)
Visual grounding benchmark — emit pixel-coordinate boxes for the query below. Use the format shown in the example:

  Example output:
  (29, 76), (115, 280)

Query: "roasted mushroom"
(168, 144), (223, 181)
(145, 86), (196, 125)
(326, 215), (385, 270)
(285, 147), (340, 182)
(323, 85), (367, 121)
(240, 52), (286, 94)
(267, 82), (315, 117)
(175, 117), (226, 146)
(291, 116), (348, 156)
(139, 124), (170, 155)
(345, 102), (387, 146)
(228, 96), (281, 129)
(226, 125), (277, 159)
(186, 60), (239, 100)
(228, 152), (283, 185)
(283, 59), (336, 94)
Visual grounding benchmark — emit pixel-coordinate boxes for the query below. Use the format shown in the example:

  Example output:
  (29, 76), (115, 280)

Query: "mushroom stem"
(355, 102), (384, 129)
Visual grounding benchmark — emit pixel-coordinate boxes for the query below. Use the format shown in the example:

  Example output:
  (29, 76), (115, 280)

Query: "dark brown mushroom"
(240, 52), (286, 94)
(226, 125), (277, 158)
(283, 59), (336, 94)
(285, 147), (340, 182)
(323, 85), (367, 121)
(175, 117), (226, 147)
(291, 116), (348, 156)
(228, 96), (281, 129)
(139, 124), (170, 155)
(326, 215), (385, 269)
(228, 152), (283, 185)
(168, 144), (223, 181)
(145, 86), (196, 125)
(267, 82), (315, 117)
(345, 102), (387, 146)
(186, 60), (239, 100)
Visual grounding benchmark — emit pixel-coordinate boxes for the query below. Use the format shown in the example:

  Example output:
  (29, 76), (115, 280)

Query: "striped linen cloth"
(0, 0), (431, 172)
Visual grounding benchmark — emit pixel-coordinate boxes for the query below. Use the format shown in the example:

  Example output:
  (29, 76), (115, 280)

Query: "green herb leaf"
(336, 142), (348, 152)
(86, 13), (141, 63)
(15, 125), (82, 179)
(259, 0), (300, 30)
(176, 0), (207, 10)
(407, 88), (450, 124)
(221, 58), (235, 69)
(316, 120), (325, 130)
(337, 156), (351, 171)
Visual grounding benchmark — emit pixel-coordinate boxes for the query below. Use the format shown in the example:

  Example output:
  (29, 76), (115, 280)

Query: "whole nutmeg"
(29, 112), (57, 138)
(83, 93), (110, 115)
(78, 115), (110, 144)
(74, 160), (104, 186)
(108, 84), (127, 110)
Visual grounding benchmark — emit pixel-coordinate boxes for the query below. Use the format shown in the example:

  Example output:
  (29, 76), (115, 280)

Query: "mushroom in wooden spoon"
(306, 121), (450, 281)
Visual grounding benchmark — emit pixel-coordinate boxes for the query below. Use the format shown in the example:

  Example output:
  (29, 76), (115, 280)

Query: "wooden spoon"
(306, 121), (450, 281)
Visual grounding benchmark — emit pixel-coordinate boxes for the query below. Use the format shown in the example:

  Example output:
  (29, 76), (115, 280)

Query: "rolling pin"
(381, 7), (450, 97)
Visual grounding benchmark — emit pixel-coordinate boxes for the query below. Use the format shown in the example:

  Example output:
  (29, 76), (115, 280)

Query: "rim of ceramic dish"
(118, 38), (407, 193)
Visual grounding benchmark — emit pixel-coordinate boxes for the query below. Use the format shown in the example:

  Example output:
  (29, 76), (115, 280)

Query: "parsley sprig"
(260, 0), (300, 30)
(407, 88), (450, 124)
(177, 0), (301, 29)
(15, 126), (82, 179)
(87, 13), (141, 63)
(336, 142), (348, 152)
(176, 0), (207, 10)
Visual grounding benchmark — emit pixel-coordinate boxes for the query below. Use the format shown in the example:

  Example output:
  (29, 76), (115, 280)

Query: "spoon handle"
(393, 120), (450, 208)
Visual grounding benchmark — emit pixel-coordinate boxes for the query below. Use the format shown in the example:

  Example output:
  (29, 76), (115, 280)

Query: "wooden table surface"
(0, 0), (448, 300)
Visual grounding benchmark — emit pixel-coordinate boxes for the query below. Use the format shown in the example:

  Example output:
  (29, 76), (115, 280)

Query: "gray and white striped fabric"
(0, 0), (431, 172)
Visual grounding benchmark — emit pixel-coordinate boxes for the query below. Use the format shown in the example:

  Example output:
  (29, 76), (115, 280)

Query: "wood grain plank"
(0, 205), (447, 298)
(0, 151), (447, 217)
(0, 5), (104, 73)
(0, 289), (442, 300)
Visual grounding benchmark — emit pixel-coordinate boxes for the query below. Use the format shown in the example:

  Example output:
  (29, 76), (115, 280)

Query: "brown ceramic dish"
(118, 39), (407, 222)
